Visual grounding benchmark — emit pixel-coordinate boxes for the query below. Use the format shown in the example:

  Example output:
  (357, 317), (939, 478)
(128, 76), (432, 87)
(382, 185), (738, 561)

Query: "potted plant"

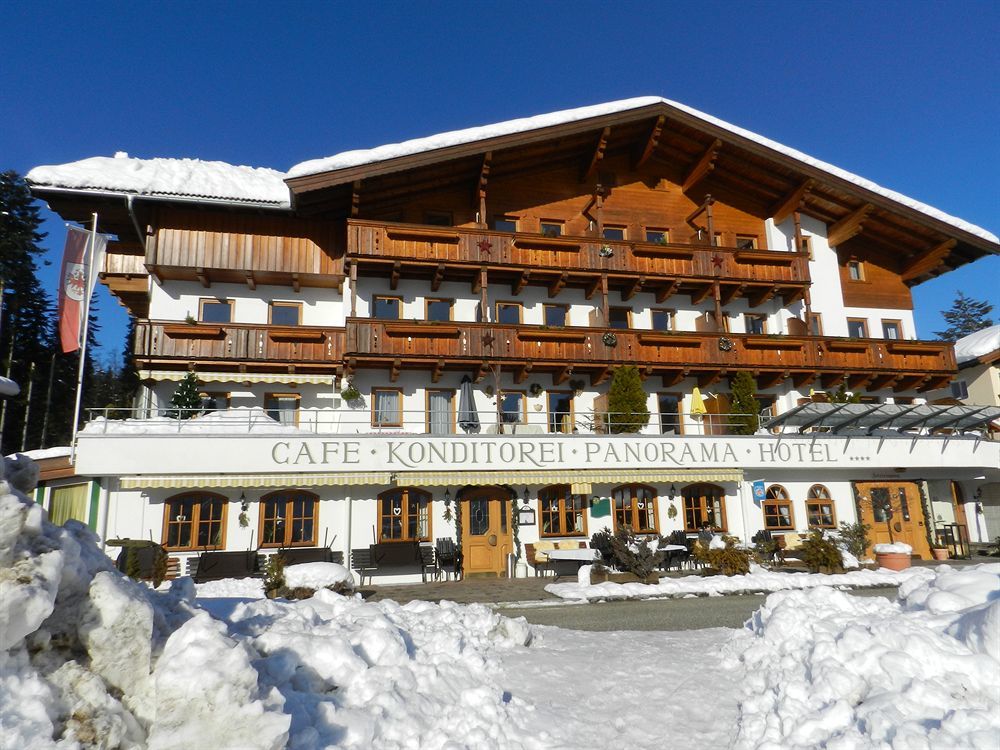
(341, 382), (361, 402)
(873, 542), (912, 571)
(930, 544), (950, 561)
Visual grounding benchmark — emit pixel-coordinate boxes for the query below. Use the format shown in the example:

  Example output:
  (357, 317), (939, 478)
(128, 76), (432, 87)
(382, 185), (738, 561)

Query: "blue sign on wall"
(752, 481), (766, 506)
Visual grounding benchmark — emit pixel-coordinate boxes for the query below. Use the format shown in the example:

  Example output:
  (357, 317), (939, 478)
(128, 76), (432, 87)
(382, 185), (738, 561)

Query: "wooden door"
(855, 481), (932, 559)
(460, 488), (513, 577)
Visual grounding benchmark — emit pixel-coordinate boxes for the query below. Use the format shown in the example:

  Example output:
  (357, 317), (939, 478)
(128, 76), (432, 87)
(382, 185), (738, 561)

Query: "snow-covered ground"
(2, 452), (998, 749)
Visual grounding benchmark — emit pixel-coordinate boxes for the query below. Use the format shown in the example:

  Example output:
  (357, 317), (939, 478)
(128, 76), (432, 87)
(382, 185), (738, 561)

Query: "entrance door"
(855, 481), (932, 559)
(460, 488), (513, 577)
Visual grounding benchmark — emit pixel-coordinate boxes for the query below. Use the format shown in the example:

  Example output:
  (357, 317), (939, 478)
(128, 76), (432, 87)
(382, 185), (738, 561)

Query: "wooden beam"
(655, 280), (679, 303)
(622, 276), (645, 301)
(791, 371), (817, 388)
(512, 270), (531, 295)
(770, 179), (815, 225)
(893, 374), (927, 393)
(196, 268), (209, 288)
(690, 282), (714, 305)
(682, 138), (722, 193)
(431, 263), (446, 292)
(921, 375), (952, 392)
(820, 372), (847, 388)
(472, 271), (482, 294)
(476, 152), (491, 225)
(748, 286), (779, 308)
(581, 127), (611, 183)
(349, 263), (358, 317)
(553, 366), (571, 385)
(781, 286), (806, 305)
(389, 261), (401, 290)
(390, 358), (402, 382)
(344, 357), (356, 379)
(757, 371), (787, 390)
(720, 283), (745, 306)
(634, 115), (666, 169)
(515, 362), (533, 384)
(638, 365), (654, 382)
(291, 273), (301, 293)
(869, 373), (898, 391)
(432, 359), (445, 383)
(590, 366), (610, 386)
(698, 369), (724, 388)
(848, 373), (873, 391)
(548, 272), (568, 298)
(827, 203), (874, 247)
(351, 180), (361, 218)
(475, 361), (490, 382)
(900, 239), (956, 281)
(244, 271), (256, 291)
(600, 274), (609, 324)
(584, 275), (601, 300)
(662, 369), (688, 387)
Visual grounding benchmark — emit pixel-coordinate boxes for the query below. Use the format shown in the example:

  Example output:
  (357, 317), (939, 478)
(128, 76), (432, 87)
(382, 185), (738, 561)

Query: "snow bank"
(734, 563), (1000, 749)
(545, 566), (934, 602)
(27, 153), (290, 207)
(873, 542), (913, 554)
(80, 406), (305, 435)
(0, 376), (19, 397)
(955, 324), (1000, 363)
(283, 561), (353, 590)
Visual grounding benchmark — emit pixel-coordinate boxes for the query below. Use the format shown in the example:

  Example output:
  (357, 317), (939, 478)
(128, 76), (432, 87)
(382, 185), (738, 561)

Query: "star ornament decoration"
(477, 239), (493, 256)
(481, 333), (495, 347)
(711, 254), (724, 269)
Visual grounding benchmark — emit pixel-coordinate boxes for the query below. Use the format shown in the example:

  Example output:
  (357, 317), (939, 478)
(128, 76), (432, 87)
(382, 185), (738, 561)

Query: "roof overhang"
(764, 402), (1000, 435)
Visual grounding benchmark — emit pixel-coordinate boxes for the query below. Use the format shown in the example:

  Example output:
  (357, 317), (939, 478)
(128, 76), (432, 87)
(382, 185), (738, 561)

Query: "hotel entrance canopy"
(764, 403), (1000, 435)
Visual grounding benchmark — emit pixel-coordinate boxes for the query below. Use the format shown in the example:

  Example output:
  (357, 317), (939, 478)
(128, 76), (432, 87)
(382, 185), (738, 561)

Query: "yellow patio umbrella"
(689, 387), (708, 418)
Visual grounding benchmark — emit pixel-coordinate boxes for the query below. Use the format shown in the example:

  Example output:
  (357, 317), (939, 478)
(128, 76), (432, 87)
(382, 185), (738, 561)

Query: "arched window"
(763, 484), (794, 530)
(538, 485), (587, 537)
(162, 492), (227, 551)
(259, 490), (318, 548)
(612, 484), (658, 534)
(806, 485), (837, 528)
(378, 488), (431, 543)
(682, 484), (727, 532)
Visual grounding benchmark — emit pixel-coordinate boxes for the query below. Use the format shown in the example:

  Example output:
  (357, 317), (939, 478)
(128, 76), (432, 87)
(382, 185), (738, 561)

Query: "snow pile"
(27, 154), (290, 206)
(873, 542), (913, 554)
(13, 445), (72, 462)
(955, 324), (1000, 363)
(546, 566), (934, 602)
(0, 376), (19, 397)
(81, 406), (305, 435)
(734, 563), (1000, 749)
(283, 561), (353, 590)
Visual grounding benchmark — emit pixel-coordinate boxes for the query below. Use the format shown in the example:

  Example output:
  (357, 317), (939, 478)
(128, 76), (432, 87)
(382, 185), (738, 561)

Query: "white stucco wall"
(149, 280), (344, 326)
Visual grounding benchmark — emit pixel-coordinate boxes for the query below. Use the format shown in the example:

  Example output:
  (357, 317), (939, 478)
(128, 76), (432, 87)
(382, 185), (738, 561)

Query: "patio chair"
(350, 547), (376, 586)
(434, 538), (459, 581)
(419, 544), (437, 583)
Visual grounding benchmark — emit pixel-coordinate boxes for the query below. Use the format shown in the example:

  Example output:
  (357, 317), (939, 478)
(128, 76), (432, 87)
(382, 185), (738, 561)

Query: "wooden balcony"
(101, 245), (150, 316)
(134, 321), (345, 373)
(347, 219), (810, 306)
(345, 319), (956, 392)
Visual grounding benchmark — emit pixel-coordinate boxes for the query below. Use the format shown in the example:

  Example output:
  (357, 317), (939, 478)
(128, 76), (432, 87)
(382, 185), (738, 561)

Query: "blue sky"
(3, 1), (997, 359)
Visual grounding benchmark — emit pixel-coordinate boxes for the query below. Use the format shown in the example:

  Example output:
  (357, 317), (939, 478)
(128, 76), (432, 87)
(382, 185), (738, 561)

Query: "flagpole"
(69, 213), (99, 464)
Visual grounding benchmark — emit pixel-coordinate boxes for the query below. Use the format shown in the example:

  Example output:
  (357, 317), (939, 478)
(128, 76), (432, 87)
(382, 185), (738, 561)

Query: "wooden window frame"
(608, 306), (632, 330)
(682, 483), (728, 533)
(735, 234), (758, 250)
(547, 390), (574, 434)
(847, 318), (869, 338)
(424, 210), (453, 227)
(162, 492), (228, 552)
(644, 227), (670, 244)
(372, 387), (404, 428)
(881, 319), (903, 340)
(543, 303), (568, 327)
(425, 388), (456, 434)
(425, 298), (454, 322)
(495, 301), (523, 325)
(763, 484), (795, 530)
(198, 298), (233, 324)
(493, 215), (519, 233)
(539, 220), (564, 238)
(264, 392), (300, 426)
(847, 259), (865, 281)
(651, 308), (675, 332)
(657, 392), (683, 435)
(538, 484), (588, 537)
(612, 483), (659, 534)
(377, 487), (432, 543)
(372, 295), (402, 320)
(268, 301), (302, 326)
(806, 485), (837, 529)
(602, 224), (627, 241)
(807, 312), (824, 336)
(258, 490), (319, 548)
(744, 313), (768, 335)
(799, 235), (813, 258)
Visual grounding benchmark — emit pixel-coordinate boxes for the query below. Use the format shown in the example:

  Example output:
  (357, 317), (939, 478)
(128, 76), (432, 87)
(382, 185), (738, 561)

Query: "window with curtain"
(162, 493), (227, 551)
(682, 484), (727, 532)
(612, 484), (658, 533)
(538, 485), (587, 537)
(763, 485), (795, 530)
(259, 491), (317, 547)
(264, 394), (299, 425)
(49, 483), (89, 526)
(427, 389), (454, 434)
(378, 488), (431, 542)
(372, 389), (402, 427)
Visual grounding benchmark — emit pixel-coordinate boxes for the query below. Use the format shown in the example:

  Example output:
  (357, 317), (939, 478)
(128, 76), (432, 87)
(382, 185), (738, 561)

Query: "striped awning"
(119, 472), (392, 490)
(395, 468), (743, 494)
(139, 370), (336, 386)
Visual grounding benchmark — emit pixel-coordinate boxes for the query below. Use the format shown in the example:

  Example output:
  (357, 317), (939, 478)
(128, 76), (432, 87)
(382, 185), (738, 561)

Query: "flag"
(58, 225), (108, 353)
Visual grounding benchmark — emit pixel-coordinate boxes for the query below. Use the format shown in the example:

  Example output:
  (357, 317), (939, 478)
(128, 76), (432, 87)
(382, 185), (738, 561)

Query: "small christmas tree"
(935, 291), (994, 341)
(607, 365), (650, 433)
(168, 372), (202, 419)
(729, 371), (760, 435)
(827, 383), (861, 404)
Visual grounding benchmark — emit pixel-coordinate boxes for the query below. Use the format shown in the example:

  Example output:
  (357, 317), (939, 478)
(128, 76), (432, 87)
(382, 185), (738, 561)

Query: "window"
(540, 221), (563, 238)
(882, 320), (902, 340)
(378, 488), (431, 542)
(49, 483), (90, 526)
(426, 299), (453, 322)
(199, 391), (231, 413)
(847, 318), (868, 338)
(806, 485), (837, 528)
(651, 309), (675, 331)
(538, 485), (588, 537)
(426, 389), (454, 434)
(602, 225), (626, 241)
(682, 484), (727, 532)
(735, 234), (758, 250)
(499, 391), (525, 424)
(269, 301), (301, 326)
(264, 393), (300, 426)
(645, 228), (670, 244)
(847, 260), (864, 281)
(799, 235), (812, 258)
(494, 216), (518, 233)
(744, 313), (767, 335)
(424, 211), (453, 226)
(543, 304), (567, 327)
(807, 312), (823, 336)
(163, 493), (227, 551)
(763, 485), (795, 530)
(613, 484), (658, 534)
(496, 302), (522, 324)
(608, 307), (631, 330)
(259, 491), (318, 548)
(548, 391), (574, 433)
(199, 299), (232, 323)
(372, 296), (401, 320)
(372, 388), (402, 427)
(658, 393), (681, 435)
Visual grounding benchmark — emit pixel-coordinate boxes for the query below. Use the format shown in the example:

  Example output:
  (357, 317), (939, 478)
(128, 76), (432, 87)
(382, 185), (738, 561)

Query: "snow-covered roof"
(955, 324), (1000, 364)
(27, 152), (290, 208)
(12, 446), (72, 462)
(288, 96), (998, 245)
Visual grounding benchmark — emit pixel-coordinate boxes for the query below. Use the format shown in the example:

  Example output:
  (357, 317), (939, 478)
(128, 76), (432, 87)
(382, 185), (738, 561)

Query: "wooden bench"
(193, 550), (259, 583)
(275, 547), (345, 567)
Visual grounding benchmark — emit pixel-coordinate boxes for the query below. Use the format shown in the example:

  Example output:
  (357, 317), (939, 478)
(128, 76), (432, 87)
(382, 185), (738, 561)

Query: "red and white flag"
(57, 225), (107, 353)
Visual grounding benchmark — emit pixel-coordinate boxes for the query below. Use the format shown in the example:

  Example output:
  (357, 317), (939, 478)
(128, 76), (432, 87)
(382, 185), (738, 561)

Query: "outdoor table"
(544, 548), (601, 578)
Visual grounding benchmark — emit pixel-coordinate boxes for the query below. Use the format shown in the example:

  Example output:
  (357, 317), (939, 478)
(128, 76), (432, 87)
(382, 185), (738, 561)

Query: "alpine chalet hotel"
(27, 97), (1000, 579)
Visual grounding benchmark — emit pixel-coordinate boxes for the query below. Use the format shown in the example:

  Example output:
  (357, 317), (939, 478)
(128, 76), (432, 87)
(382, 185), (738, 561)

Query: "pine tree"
(167, 372), (202, 419)
(827, 383), (861, 404)
(729, 371), (761, 435)
(935, 291), (994, 341)
(606, 365), (649, 433)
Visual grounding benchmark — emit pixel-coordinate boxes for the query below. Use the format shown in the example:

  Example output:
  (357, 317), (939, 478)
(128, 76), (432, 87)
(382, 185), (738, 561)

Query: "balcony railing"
(135, 321), (344, 365)
(347, 219), (810, 287)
